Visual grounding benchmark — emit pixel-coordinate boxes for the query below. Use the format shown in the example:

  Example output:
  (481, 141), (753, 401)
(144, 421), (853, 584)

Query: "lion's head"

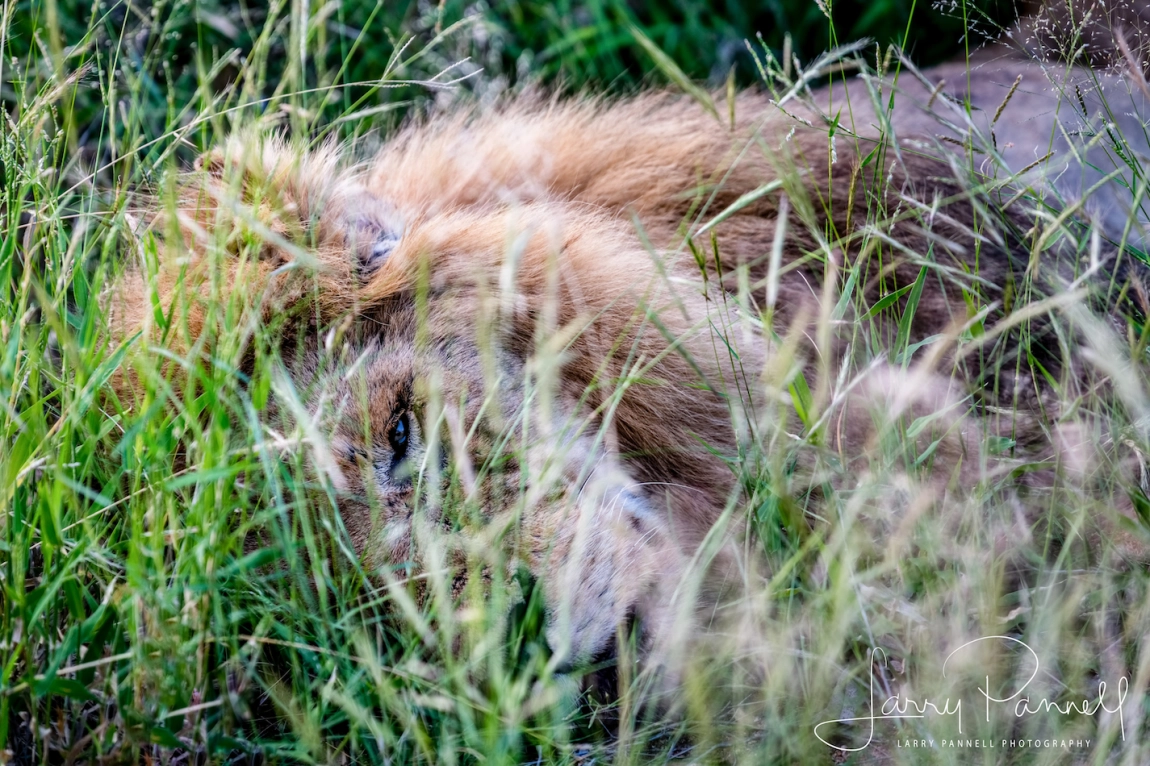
(108, 130), (751, 677)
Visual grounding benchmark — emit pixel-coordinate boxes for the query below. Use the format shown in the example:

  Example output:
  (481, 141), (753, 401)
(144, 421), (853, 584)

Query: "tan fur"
(105, 41), (1149, 676)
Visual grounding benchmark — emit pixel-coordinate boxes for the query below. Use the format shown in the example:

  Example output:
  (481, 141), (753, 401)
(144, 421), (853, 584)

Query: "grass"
(4, 0), (1150, 763)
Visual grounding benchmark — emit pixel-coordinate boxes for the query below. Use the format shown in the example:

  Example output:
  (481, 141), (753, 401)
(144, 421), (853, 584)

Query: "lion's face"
(286, 329), (683, 672)
(115, 131), (740, 681)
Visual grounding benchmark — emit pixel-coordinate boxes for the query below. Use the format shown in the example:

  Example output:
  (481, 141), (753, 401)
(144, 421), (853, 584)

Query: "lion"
(104, 22), (1150, 684)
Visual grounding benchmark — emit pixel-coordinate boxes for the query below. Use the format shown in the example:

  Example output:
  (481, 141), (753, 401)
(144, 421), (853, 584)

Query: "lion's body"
(107, 40), (1149, 672)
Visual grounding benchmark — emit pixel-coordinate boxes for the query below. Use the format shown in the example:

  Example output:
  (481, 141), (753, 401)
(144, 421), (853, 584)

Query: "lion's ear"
(340, 188), (403, 277)
(190, 134), (285, 196)
(192, 146), (227, 176)
(191, 135), (262, 183)
(187, 134), (402, 277)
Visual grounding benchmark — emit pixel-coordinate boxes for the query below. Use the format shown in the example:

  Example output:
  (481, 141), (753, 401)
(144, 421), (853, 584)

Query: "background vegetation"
(4, 0), (1150, 764)
(5, 0), (1019, 157)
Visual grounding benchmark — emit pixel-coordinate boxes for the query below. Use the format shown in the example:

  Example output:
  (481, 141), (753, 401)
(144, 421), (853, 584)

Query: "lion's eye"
(388, 413), (409, 458)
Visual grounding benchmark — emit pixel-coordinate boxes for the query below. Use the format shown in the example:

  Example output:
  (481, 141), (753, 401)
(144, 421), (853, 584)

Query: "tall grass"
(4, 0), (1150, 764)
